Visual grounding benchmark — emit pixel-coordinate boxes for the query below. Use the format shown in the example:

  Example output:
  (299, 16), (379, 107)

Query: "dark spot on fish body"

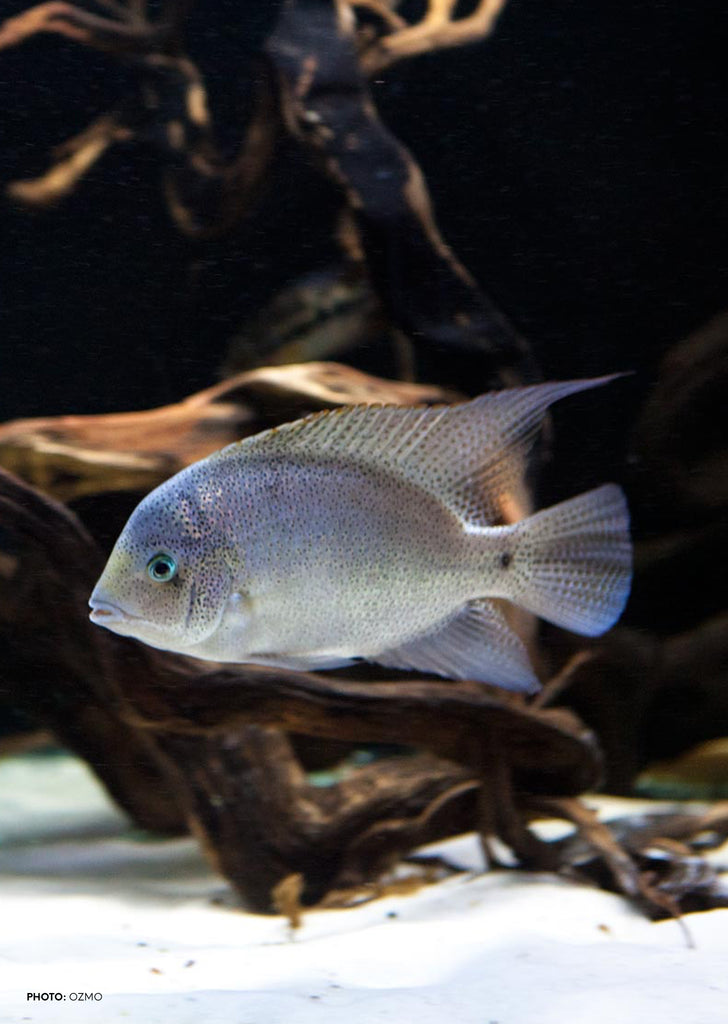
(500, 551), (513, 569)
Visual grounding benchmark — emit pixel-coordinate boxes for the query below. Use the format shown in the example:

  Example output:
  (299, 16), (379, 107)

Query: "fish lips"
(88, 592), (138, 635)
(88, 588), (194, 649)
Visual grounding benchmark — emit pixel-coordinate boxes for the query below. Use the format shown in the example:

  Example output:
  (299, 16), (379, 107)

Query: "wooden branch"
(3, 463), (724, 916)
(124, 665), (602, 798)
(0, 362), (451, 502)
(0, 1), (173, 54)
(6, 114), (131, 206)
(0, 463), (477, 907)
(3, 0), (534, 379)
(536, 797), (728, 919)
(0, 0), (274, 234)
(353, 0), (509, 73)
(535, 796), (641, 897)
(160, 73), (280, 238)
(0, 460), (600, 908)
(347, 0), (407, 34)
(266, 0), (536, 383)
(0, 463), (532, 909)
(155, 728), (478, 908)
(0, 467), (187, 833)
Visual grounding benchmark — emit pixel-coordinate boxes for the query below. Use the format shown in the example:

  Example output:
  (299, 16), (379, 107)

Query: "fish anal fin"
(373, 599), (540, 694)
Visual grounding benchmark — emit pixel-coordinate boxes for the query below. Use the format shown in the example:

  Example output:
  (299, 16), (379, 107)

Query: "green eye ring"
(146, 552), (178, 583)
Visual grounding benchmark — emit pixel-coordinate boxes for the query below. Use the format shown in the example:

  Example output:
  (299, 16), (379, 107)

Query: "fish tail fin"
(503, 484), (632, 635)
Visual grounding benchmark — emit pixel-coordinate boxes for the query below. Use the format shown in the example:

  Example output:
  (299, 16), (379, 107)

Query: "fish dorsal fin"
(215, 376), (621, 526)
(374, 598), (540, 693)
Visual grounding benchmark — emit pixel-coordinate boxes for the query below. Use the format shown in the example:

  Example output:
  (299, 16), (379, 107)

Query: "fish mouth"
(88, 596), (137, 630)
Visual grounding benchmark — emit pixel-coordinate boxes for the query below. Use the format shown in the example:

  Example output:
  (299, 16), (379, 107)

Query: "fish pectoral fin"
(373, 599), (540, 694)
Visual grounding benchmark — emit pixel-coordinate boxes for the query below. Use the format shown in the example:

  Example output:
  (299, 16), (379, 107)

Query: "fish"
(88, 376), (632, 693)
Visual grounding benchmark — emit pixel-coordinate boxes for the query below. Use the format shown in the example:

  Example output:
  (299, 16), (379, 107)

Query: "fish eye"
(146, 552), (178, 583)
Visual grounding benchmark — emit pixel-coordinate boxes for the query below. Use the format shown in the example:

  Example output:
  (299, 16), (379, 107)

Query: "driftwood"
(0, 0), (509, 73)
(0, 361), (452, 502)
(0, 462), (567, 908)
(0, 461), (475, 906)
(2, 461), (727, 915)
(0, 466), (188, 833)
(0, 0), (277, 226)
(0, 0), (534, 385)
(266, 0), (535, 382)
(352, 0), (509, 74)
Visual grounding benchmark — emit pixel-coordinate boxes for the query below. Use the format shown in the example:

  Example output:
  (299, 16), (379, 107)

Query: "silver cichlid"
(88, 376), (632, 693)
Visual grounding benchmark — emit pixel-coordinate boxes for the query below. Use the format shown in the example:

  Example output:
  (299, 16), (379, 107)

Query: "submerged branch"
(1, 0), (532, 378)
(267, 0), (535, 380)
(6, 114), (132, 206)
(1, 461), (725, 915)
(0, 462), (594, 909)
(352, 0), (509, 73)
(0, 0), (273, 233)
(0, 362), (451, 501)
(0, 1), (175, 54)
